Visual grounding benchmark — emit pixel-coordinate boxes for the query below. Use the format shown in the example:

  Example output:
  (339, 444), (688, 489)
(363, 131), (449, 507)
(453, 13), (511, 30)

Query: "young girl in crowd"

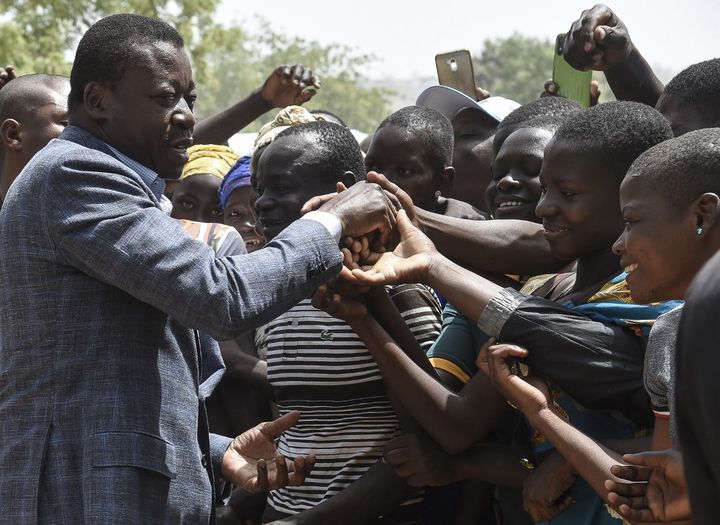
(313, 101), (678, 525)
(171, 144), (238, 223)
(219, 155), (265, 253)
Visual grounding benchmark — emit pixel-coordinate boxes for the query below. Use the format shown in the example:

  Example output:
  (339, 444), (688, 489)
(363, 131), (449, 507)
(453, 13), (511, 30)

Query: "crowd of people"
(0, 3), (719, 525)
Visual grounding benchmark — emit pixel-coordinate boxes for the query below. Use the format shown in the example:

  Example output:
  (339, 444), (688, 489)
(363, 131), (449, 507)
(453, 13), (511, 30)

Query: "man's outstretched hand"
(313, 180), (400, 248)
(221, 411), (315, 493)
(605, 449), (690, 522)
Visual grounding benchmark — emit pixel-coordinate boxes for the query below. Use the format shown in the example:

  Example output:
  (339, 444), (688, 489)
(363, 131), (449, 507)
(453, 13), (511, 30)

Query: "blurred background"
(2, 0), (716, 134)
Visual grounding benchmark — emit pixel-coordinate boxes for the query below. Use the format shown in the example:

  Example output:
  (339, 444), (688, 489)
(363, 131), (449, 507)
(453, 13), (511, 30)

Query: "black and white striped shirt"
(256, 285), (441, 518)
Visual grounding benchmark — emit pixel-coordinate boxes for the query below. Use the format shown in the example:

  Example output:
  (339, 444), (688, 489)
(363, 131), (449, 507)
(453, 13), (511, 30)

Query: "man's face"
(252, 134), (338, 241)
(98, 42), (196, 179)
(21, 80), (70, 161)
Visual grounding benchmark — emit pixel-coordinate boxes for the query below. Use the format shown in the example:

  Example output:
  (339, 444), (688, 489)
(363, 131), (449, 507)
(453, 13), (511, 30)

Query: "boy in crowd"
(251, 120), (442, 524)
(365, 105), (484, 219)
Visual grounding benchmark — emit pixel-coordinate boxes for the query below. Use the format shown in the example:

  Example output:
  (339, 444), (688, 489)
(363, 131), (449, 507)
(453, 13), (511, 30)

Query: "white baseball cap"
(416, 85), (520, 123)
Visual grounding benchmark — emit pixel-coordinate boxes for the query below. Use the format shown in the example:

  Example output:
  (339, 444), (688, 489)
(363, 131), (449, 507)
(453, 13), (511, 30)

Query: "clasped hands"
(303, 171), (439, 321)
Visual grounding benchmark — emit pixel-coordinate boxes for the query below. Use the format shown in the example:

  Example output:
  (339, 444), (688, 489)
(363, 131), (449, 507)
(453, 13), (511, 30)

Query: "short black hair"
(553, 101), (673, 180)
(493, 97), (582, 153)
(661, 59), (720, 126)
(69, 14), (184, 111)
(0, 74), (68, 121)
(276, 120), (366, 182)
(375, 106), (453, 175)
(628, 128), (720, 210)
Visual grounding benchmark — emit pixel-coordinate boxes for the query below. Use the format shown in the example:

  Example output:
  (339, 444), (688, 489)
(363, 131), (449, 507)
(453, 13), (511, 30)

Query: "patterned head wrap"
(181, 144), (239, 180)
(219, 155), (252, 209)
(253, 105), (320, 153)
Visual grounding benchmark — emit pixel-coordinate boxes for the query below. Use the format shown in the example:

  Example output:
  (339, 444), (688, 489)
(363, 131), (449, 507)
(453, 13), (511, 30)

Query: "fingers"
(541, 79), (558, 97)
(288, 454), (316, 486)
(622, 451), (674, 470)
(367, 171), (417, 220)
(350, 267), (388, 286)
(605, 478), (650, 498)
(251, 458), (268, 493)
(590, 80), (601, 106)
(384, 447), (411, 467)
(260, 410), (301, 439)
(336, 181), (348, 193)
(273, 454), (290, 487)
(475, 337), (496, 374)
(475, 86), (490, 101)
(610, 463), (651, 482)
(300, 192), (336, 214)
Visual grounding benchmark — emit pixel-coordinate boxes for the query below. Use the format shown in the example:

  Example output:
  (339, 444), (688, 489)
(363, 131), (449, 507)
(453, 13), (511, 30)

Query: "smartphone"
(435, 50), (477, 100)
(552, 34), (592, 107)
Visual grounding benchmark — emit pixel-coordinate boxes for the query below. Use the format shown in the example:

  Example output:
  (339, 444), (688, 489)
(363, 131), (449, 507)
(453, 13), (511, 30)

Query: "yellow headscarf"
(253, 106), (321, 153)
(181, 144), (240, 180)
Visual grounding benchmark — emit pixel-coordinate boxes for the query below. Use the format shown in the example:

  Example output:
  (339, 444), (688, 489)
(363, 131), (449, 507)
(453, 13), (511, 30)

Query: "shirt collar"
(104, 143), (167, 202)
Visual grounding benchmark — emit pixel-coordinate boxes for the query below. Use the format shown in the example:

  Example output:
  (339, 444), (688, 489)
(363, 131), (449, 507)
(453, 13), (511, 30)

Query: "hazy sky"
(217, 0), (718, 82)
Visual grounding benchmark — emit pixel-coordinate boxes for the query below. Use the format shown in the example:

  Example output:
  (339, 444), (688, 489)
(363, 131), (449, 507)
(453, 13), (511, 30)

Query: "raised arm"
(482, 343), (627, 503)
(562, 4), (663, 106)
(417, 208), (562, 276)
(193, 64), (320, 144)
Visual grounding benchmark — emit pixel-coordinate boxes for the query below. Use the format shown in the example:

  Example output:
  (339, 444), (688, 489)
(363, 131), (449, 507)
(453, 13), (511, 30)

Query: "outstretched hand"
(478, 340), (551, 416)
(562, 4), (633, 71)
(221, 411), (315, 493)
(347, 209), (437, 287)
(260, 64), (321, 108)
(605, 449), (690, 522)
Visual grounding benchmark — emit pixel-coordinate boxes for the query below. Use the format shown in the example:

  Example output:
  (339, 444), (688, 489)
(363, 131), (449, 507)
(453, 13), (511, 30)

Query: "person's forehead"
(120, 41), (193, 85)
(498, 127), (553, 155)
(259, 135), (322, 175)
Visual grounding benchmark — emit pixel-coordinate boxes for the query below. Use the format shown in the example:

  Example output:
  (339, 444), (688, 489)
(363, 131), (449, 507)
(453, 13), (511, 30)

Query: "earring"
(434, 190), (442, 198)
(697, 227), (704, 236)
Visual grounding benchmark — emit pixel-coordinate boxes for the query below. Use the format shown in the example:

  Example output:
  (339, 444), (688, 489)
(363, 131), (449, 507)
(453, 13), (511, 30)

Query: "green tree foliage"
(473, 33), (555, 104)
(195, 18), (393, 131)
(0, 1), (391, 132)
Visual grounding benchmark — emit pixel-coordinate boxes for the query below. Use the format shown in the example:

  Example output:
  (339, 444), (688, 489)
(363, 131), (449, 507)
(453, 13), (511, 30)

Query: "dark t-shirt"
(676, 250), (720, 525)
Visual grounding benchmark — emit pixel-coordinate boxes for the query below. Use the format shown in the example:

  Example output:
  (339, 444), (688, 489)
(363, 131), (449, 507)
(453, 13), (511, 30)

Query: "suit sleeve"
(47, 153), (342, 340)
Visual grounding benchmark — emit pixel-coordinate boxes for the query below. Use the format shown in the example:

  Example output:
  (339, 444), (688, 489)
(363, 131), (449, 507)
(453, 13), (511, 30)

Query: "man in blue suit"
(0, 14), (397, 524)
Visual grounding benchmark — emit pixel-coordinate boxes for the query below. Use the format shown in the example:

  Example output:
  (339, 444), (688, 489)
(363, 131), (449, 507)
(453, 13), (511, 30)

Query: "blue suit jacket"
(0, 126), (342, 524)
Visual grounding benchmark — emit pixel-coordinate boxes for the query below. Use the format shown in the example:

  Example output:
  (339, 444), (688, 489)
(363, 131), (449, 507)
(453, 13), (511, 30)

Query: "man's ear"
(693, 192), (720, 233)
(341, 170), (356, 188)
(439, 166), (455, 192)
(83, 81), (111, 120)
(1, 119), (22, 151)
